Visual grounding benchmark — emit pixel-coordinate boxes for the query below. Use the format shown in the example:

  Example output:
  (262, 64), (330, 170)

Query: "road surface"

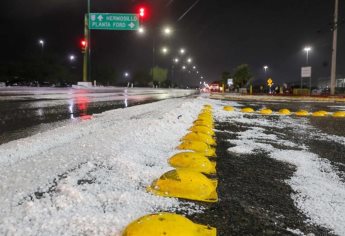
(0, 87), (197, 144)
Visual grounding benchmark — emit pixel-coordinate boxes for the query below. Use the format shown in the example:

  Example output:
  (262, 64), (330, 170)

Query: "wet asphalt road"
(191, 100), (345, 236)
(0, 87), (197, 144)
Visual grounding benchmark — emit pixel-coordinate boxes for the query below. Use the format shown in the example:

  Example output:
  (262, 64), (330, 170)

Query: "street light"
(187, 57), (192, 64)
(161, 47), (169, 54)
(69, 55), (76, 62)
(143, 26), (174, 81)
(180, 48), (186, 55)
(173, 58), (179, 63)
(39, 39), (44, 46)
(182, 65), (186, 70)
(124, 72), (130, 78)
(303, 46), (312, 65)
(163, 27), (172, 36)
(138, 27), (145, 34)
(193, 66), (196, 70)
(38, 39), (44, 53)
(263, 65), (268, 73)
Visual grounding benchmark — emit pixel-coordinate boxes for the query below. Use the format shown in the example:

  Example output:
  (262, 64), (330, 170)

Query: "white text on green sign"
(89, 13), (139, 30)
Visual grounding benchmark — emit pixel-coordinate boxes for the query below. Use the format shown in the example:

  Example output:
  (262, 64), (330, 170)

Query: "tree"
(92, 65), (117, 86)
(150, 66), (168, 86)
(132, 70), (151, 86)
(233, 64), (252, 88)
(221, 71), (231, 86)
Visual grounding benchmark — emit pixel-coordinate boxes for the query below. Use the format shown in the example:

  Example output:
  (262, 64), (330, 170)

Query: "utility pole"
(330, 0), (338, 96)
(83, 0), (91, 82)
(87, 0), (91, 82)
(83, 14), (88, 82)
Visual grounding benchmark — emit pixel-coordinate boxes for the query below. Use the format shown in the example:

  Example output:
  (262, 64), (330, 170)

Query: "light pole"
(303, 46), (312, 65)
(330, 0), (339, 95)
(140, 26), (173, 81)
(38, 39), (44, 54)
(82, 0), (91, 82)
(263, 65), (269, 93)
(171, 58), (179, 86)
(303, 46), (312, 92)
(124, 72), (130, 87)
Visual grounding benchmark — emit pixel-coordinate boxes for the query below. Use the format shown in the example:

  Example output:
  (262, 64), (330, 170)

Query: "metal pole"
(330, 0), (338, 96)
(152, 36), (155, 82)
(83, 14), (88, 82)
(306, 51), (309, 65)
(87, 0), (91, 82)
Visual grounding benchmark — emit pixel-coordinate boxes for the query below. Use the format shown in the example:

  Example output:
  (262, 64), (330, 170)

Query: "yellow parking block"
(333, 111), (345, 118)
(169, 152), (216, 174)
(223, 106), (235, 111)
(177, 140), (216, 157)
(312, 110), (329, 117)
(122, 213), (216, 236)
(147, 169), (218, 202)
(241, 107), (255, 113)
(259, 109), (273, 115)
(295, 110), (309, 117)
(189, 125), (215, 136)
(182, 132), (216, 146)
(278, 109), (291, 115)
(193, 119), (214, 129)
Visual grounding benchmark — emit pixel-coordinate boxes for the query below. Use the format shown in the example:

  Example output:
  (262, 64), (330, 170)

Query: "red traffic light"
(139, 8), (145, 17)
(80, 39), (87, 53)
(81, 40), (87, 48)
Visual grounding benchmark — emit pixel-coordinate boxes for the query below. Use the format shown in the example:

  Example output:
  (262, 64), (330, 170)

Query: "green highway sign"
(89, 13), (139, 30)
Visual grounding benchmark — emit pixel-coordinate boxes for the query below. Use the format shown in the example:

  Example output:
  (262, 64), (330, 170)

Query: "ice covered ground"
(0, 97), (208, 235)
(215, 105), (345, 235)
(1, 96), (345, 235)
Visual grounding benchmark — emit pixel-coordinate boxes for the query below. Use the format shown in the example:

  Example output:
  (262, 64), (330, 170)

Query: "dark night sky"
(0, 0), (344, 85)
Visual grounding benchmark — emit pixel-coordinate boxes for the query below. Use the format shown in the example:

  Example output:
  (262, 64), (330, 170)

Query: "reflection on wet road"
(0, 87), (197, 144)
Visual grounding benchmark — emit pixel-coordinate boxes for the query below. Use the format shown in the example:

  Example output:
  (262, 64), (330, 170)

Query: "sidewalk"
(210, 93), (345, 103)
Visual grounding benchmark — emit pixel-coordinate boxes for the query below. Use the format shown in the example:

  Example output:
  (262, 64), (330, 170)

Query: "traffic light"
(139, 7), (145, 18)
(81, 39), (87, 53)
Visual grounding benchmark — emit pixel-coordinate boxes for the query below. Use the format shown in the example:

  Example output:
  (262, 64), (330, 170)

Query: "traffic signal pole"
(83, 14), (88, 82)
(87, 0), (91, 83)
(82, 0), (91, 82)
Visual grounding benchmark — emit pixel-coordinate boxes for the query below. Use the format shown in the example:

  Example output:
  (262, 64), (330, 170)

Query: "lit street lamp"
(180, 48), (186, 55)
(302, 46), (312, 92)
(187, 57), (192, 64)
(303, 46), (312, 65)
(69, 55), (76, 62)
(263, 65), (268, 73)
(163, 27), (172, 36)
(141, 26), (174, 81)
(161, 47), (169, 55)
(38, 39), (45, 53)
(138, 27), (145, 34)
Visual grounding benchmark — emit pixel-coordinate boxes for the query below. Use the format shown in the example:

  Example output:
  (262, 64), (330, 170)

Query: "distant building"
(317, 75), (345, 89)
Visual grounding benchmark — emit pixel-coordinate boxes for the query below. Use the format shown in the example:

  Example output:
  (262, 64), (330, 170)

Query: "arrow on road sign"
(128, 22), (135, 28)
(98, 15), (103, 21)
